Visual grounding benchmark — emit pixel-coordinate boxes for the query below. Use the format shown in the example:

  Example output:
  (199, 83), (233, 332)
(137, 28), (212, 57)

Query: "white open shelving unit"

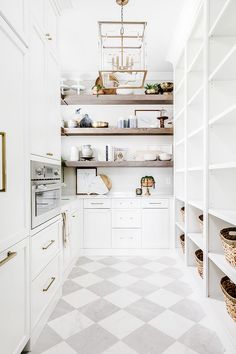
(174, 0), (236, 351)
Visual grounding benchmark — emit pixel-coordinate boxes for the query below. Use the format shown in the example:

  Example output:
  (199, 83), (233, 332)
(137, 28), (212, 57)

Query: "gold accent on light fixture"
(116, 0), (129, 6)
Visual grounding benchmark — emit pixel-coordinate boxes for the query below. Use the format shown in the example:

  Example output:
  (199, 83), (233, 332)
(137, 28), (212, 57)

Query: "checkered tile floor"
(30, 255), (225, 354)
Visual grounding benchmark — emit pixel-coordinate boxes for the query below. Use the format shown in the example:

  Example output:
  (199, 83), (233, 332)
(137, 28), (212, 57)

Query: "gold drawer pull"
(43, 277), (56, 292)
(42, 240), (55, 250)
(0, 132), (6, 192)
(0, 251), (17, 267)
(46, 152), (53, 156)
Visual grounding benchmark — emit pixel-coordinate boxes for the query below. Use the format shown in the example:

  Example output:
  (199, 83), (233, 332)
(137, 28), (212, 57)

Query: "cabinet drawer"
(112, 210), (141, 228)
(31, 221), (60, 279)
(141, 199), (169, 209)
(31, 254), (60, 328)
(112, 229), (140, 249)
(112, 199), (141, 209)
(84, 199), (111, 209)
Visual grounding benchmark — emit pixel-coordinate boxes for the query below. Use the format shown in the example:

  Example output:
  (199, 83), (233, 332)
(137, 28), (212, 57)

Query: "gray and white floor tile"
(30, 255), (225, 354)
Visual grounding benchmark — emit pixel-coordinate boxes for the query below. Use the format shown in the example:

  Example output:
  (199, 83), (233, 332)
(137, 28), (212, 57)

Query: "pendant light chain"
(120, 1), (124, 68)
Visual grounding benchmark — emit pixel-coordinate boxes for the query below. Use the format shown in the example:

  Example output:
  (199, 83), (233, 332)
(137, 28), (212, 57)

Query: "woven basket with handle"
(180, 234), (185, 254)
(195, 249), (203, 278)
(220, 228), (236, 267)
(220, 276), (236, 322)
(199, 214), (203, 232)
(180, 207), (185, 222)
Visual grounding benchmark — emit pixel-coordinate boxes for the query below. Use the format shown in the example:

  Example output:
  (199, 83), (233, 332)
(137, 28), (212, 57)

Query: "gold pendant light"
(98, 0), (147, 89)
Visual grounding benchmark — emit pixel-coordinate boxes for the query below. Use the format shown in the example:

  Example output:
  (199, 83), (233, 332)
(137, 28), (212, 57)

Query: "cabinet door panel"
(70, 210), (80, 258)
(29, 24), (46, 158)
(0, 19), (29, 251)
(84, 209), (111, 249)
(45, 0), (58, 54)
(0, 0), (28, 41)
(31, 0), (45, 32)
(142, 209), (169, 248)
(0, 238), (29, 354)
(46, 51), (61, 160)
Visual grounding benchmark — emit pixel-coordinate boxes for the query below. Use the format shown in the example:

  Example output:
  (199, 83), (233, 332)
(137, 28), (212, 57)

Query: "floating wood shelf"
(64, 160), (173, 168)
(62, 127), (173, 136)
(61, 94), (173, 106)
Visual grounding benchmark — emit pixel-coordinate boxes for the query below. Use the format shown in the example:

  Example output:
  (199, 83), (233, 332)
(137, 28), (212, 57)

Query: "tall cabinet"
(174, 1), (236, 352)
(0, 2), (30, 354)
(29, 0), (61, 161)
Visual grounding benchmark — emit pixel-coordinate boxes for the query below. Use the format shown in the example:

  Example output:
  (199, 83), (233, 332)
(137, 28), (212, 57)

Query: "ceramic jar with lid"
(81, 145), (93, 158)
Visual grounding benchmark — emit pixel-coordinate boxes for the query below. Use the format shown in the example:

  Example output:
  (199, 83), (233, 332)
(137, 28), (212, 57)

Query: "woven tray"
(220, 228), (236, 267)
(195, 249), (203, 278)
(220, 276), (236, 322)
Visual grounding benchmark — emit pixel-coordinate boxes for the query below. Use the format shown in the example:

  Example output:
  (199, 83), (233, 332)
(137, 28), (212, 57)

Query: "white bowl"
(159, 153), (172, 161)
(144, 153), (157, 161)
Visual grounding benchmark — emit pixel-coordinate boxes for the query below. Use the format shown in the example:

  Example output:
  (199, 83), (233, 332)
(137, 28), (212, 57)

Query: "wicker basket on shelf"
(220, 276), (236, 322)
(220, 228), (236, 267)
(198, 214), (203, 232)
(180, 207), (185, 222)
(195, 249), (203, 278)
(179, 234), (185, 254)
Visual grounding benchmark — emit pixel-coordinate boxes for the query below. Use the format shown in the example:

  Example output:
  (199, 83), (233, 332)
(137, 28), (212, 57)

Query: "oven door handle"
(34, 184), (61, 193)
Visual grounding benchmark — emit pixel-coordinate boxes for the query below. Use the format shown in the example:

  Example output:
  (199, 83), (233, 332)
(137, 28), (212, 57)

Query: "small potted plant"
(145, 83), (157, 94)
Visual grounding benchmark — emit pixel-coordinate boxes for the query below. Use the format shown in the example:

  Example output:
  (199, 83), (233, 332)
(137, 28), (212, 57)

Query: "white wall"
(62, 104), (173, 196)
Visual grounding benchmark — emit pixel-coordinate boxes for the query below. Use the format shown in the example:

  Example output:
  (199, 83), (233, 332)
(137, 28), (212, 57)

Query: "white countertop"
(60, 192), (173, 210)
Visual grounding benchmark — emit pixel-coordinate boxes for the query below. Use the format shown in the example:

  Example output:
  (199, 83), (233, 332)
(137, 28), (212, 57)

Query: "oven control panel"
(31, 161), (61, 181)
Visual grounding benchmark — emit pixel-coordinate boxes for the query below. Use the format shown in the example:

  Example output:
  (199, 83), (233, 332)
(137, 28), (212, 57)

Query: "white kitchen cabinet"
(29, 23), (47, 159)
(0, 17), (29, 252)
(142, 209), (170, 248)
(112, 209), (141, 228)
(70, 209), (80, 259)
(0, 238), (29, 354)
(45, 0), (58, 54)
(29, 2), (60, 160)
(31, 220), (61, 280)
(46, 50), (61, 159)
(31, 253), (60, 329)
(0, 0), (29, 43)
(84, 209), (111, 249)
(112, 229), (141, 249)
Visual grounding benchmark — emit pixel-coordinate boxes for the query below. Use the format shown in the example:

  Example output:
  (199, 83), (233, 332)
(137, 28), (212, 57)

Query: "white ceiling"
(59, 0), (194, 79)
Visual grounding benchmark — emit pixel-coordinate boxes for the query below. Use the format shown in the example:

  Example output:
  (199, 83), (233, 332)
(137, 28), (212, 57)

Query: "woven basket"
(220, 276), (236, 322)
(199, 214), (203, 232)
(179, 234), (185, 253)
(195, 249), (203, 278)
(180, 207), (185, 222)
(220, 228), (236, 267)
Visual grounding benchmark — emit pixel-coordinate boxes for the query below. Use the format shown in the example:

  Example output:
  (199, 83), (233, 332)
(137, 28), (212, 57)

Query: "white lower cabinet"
(112, 229), (141, 249)
(84, 209), (111, 249)
(31, 220), (61, 280)
(0, 238), (29, 354)
(112, 209), (141, 228)
(31, 254), (60, 329)
(142, 209), (169, 248)
(70, 209), (80, 259)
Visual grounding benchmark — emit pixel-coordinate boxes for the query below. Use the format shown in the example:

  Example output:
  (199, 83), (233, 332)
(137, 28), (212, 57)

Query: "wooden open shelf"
(64, 160), (173, 168)
(61, 94), (173, 106)
(62, 127), (173, 136)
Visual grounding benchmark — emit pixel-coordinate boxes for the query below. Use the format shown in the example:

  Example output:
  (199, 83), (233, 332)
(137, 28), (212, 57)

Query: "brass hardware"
(0, 132), (6, 192)
(0, 251), (17, 267)
(116, 0), (129, 5)
(42, 240), (55, 250)
(46, 152), (53, 156)
(43, 277), (56, 292)
(45, 33), (52, 40)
